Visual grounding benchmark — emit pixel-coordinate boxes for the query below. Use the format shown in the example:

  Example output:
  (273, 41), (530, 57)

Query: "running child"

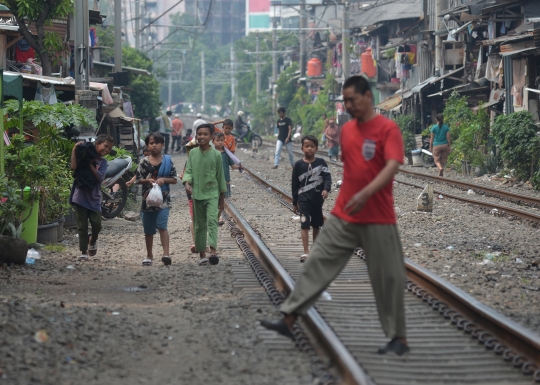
(135, 133), (178, 266)
(292, 135), (331, 262)
(213, 131), (239, 225)
(69, 134), (114, 260)
(182, 123), (227, 266)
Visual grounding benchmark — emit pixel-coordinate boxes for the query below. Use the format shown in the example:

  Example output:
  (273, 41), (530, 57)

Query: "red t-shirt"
(331, 115), (404, 225)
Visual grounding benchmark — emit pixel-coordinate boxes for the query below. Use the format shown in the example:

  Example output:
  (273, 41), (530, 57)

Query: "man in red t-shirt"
(261, 76), (409, 356)
(171, 114), (184, 152)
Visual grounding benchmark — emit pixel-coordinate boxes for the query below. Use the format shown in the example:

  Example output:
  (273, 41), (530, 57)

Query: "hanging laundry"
(15, 39), (34, 63)
(485, 53), (501, 83)
(35, 82), (58, 105)
(512, 59), (526, 107)
(89, 28), (97, 47)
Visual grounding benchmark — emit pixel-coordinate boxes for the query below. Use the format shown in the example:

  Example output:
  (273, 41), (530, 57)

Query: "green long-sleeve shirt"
(182, 147), (227, 200)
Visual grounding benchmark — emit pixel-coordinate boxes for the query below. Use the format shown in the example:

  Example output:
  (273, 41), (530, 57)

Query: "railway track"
(223, 165), (540, 384)
(259, 140), (540, 224)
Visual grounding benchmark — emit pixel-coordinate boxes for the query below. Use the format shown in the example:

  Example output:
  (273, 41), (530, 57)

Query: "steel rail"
(240, 164), (540, 380)
(224, 201), (373, 385)
(397, 179), (540, 224)
(262, 139), (540, 210)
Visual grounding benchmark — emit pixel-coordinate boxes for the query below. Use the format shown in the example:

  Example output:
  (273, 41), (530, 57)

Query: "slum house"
(413, 0), (540, 131)
(0, 4), (148, 153)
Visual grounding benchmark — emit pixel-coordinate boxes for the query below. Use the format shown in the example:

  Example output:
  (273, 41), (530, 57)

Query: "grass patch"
(43, 244), (66, 253)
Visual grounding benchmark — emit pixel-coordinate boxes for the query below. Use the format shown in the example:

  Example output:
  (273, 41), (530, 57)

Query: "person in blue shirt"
(429, 114), (452, 177)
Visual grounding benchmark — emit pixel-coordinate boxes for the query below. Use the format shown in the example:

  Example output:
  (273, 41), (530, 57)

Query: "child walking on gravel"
(135, 133), (178, 266)
(182, 123), (227, 266)
(69, 134), (114, 260)
(292, 135), (331, 262)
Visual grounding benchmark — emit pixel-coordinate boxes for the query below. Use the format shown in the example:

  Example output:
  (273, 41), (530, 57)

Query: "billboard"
(246, 0), (271, 33)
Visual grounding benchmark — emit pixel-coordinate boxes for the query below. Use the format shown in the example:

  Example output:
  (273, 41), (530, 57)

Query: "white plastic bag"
(146, 183), (163, 208)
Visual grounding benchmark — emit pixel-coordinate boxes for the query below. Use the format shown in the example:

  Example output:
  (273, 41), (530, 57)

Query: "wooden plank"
(5, 36), (22, 50)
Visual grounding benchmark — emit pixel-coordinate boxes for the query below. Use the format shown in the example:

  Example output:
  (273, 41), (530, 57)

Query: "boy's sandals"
(161, 256), (172, 266)
(142, 258), (153, 266)
(300, 254), (309, 263)
(190, 245), (197, 254)
(198, 258), (209, 266)
(218, 221), (224, 226)
(78, 254), (89, 261)
(88, 234), (97, 256)
(209, 255), (219, 265)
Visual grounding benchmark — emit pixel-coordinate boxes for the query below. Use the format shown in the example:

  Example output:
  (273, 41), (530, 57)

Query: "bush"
(492, 111), (540, 181)
(393, 115), (417, 161)
(442, 92), (489, 168)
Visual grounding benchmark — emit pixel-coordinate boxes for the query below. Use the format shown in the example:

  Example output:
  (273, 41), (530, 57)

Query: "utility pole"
(114, 0), (122, 73)
(256, 32), (260, 101)
(341, 2), (350, 80)
(168, 52), (173, 109)
(135, 0), (140, 50)
(299, 0), (306, 77)
(230, 46), (235, 103)
(75, 0), (89, 90)
(201, 51), (206, 112)
(272, 14), (278, 115)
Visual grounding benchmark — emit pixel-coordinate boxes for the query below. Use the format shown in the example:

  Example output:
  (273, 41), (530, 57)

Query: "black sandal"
(209, 255), (219, 265)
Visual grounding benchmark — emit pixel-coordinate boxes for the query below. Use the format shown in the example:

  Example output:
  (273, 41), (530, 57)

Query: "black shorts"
(298, 201), (324, 230)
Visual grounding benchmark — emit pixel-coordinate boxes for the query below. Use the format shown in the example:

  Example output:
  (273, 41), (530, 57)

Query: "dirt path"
(0, 152), (314, 385)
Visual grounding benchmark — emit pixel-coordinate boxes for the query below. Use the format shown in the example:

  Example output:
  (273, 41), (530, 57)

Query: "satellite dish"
(306, 5), (312, 10)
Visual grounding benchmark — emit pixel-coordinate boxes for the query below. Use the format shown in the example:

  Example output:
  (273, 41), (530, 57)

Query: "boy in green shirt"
(182, 123), (227, 266)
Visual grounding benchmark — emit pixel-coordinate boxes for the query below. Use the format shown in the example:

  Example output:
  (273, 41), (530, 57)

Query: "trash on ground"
(112, 312), (120, 316)
(446, 246), (454, 250)
(34, 330), (49, 343)
(477, 259), (494, 265)
(515, 258), (523, 263)
(25, 258), (35, 265)
(414, 243), (422, 247)
(416, 184), (433, 212)
(321, 291), (332, 300)
(66, 265), (75, 270)
(467, 189), (475, 195)
(291, 215), (300, 221)
(437, 194), (444, 200)
(27, 248), (41, 260)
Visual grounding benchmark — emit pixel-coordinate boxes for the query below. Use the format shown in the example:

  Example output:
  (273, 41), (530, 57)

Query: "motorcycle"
(101, 155), (133, 218)
(420, 136), (435, 168)
(232, 124), (263, 148)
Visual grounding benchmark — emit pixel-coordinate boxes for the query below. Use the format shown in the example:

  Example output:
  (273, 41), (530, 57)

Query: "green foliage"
(442, 92), (489, 167)
(492, 111), (540, 181)
(394, 114), (417, 158)
(105, 146), (137, 171)
(248, 98), (274, 135)
(276, 63), (299, 108)
(4, 99), (96, 161)
(37, 153), (72, 225)
(0, 175), (28, 236)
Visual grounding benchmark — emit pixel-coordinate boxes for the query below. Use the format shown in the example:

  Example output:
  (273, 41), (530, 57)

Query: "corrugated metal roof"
(374, 94), (402, 111)
(351, 0), (422, 29)
(411, 76), (437, 93)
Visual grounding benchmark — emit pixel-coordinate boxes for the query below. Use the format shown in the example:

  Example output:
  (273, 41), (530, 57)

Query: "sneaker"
(271, 165), (278, 169)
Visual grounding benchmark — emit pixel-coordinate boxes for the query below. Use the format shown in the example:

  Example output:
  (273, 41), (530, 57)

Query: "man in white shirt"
(192, 113), (206, 131)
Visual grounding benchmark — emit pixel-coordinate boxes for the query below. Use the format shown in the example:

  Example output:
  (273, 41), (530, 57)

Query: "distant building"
(185, 0), (245, 44)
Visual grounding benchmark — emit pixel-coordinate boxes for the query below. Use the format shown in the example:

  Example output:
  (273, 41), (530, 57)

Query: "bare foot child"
(292, 135), (331, 262)
(135, 133), (178, 266)
(182, 123), (227, 266)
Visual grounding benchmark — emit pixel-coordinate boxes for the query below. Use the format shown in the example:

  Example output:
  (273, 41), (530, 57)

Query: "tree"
(0, 0), (72, 76)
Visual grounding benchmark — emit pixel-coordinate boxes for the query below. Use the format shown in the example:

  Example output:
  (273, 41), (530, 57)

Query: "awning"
(374, 95), (402, 111)
(411, 76), (438, 93)
(472, 88), (505, 110)
(93, 61), (151, 76)
(500, 47), (538, 57)
(429, 67), (464, 84)
(481, 32), (533, 46)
